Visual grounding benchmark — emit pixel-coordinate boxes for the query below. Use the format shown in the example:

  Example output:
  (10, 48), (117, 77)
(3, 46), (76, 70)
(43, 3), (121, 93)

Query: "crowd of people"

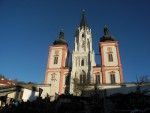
(0, 92), (150, 113)
(0, 96), (55, 113)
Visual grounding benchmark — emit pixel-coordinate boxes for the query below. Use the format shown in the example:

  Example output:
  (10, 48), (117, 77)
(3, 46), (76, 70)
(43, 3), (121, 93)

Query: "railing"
(0, 86), (17, 93)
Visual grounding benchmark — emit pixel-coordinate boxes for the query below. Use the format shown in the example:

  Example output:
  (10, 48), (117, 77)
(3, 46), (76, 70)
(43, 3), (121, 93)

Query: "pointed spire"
(79, 10), (88, 28)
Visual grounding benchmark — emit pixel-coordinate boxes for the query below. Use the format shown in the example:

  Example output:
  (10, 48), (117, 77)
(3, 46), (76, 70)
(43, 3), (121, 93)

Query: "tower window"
(82, 34), (84, 37)
(80, 74), (86, 84)
(81, 59), (84, 66)
(54, 56), (58, 64)
(110, 74), (115, 84)
(108, 53), (113, 62)
(95, 75), (100, 85)
(51, 73), (56, 80)
(80, 71), (86, 84)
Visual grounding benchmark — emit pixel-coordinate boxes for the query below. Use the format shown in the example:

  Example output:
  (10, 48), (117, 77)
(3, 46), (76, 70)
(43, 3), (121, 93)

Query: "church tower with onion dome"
(99, 25), (124, 84)
(44, 31), (70, 96)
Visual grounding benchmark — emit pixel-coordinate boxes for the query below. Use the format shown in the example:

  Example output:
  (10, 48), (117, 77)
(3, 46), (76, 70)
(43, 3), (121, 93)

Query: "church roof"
(53, 31), (68, 46)
(100, 25), (116, 42)
(79, 10), (88, 28)
(0, 78), (17, 86)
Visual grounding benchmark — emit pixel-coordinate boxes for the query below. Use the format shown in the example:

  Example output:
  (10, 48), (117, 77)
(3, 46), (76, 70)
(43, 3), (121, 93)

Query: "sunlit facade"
(44, 11), (124, 97)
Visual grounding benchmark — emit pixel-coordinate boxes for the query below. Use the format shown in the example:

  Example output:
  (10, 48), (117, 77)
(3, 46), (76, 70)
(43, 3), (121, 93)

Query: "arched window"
(81, 59), (84, 66)
(108, 53), (113, 62)
(110, 73), (115, 84)
(82, 34), (84, 37)
(51, 73), (56, 80)
(54, 56), (58, 64)
(95, 75), (100, 85)
(80, 70), (86, 84)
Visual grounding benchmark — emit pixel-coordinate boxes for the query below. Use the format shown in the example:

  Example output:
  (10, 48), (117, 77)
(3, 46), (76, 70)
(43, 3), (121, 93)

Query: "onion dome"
(100, 25), (116, 42)
(53, 31), (68, 46)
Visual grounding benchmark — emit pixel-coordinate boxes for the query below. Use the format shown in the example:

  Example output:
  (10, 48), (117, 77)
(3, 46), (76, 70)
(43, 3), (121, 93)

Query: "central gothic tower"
(70, 11), (96, 93)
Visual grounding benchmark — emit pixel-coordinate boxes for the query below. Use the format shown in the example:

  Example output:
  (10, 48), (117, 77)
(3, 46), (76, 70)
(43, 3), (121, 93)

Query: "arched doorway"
(80, 70), (86, 84)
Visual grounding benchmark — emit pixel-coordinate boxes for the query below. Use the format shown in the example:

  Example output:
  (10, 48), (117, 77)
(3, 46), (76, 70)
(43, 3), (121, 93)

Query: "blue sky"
(0, 0), (150, 84)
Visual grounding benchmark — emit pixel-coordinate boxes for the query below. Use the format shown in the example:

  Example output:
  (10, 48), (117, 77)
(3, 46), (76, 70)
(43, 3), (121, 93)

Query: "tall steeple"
(70, 10), (96, 94)
(79, 10), (88, 28)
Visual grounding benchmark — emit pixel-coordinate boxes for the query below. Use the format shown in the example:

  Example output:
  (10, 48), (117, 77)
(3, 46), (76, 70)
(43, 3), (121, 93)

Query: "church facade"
(44, 11), (124, 96)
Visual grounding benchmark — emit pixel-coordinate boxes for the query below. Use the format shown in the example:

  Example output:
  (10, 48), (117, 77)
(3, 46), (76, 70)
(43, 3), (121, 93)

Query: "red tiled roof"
(0, 78), (17, 86)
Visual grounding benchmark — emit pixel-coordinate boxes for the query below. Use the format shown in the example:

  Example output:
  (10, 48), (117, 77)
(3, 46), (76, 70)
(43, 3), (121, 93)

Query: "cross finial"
(104, 25), (109, 35)
(59, 29), (64, 39)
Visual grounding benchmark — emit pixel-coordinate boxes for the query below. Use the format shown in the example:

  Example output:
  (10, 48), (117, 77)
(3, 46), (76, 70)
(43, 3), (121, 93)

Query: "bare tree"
(72, 77), (89, 96)
(72, 77), (80, 96)
(139, 75), (149, 83)
(135, 75), (149, 92)
(0, 74), (5, 79)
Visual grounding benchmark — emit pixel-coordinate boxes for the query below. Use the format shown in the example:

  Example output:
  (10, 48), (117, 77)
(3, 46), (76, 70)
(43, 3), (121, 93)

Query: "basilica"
(44, 11), (124, 96)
